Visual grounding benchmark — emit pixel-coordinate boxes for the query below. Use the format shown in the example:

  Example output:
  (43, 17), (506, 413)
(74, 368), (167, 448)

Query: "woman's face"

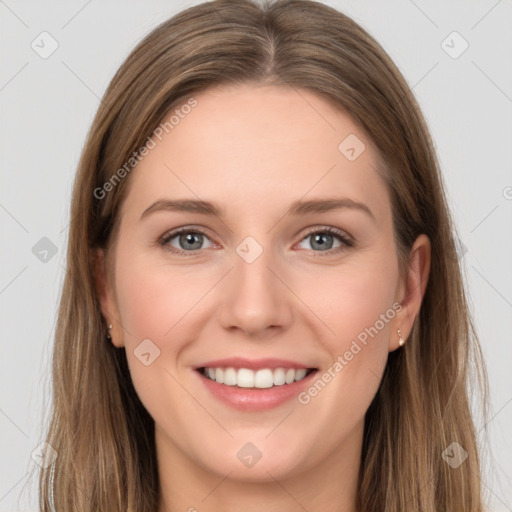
(96, 83), (428, 482)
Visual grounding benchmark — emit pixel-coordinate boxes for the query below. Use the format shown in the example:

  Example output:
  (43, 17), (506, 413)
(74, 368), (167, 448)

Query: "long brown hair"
(37, 0), (488, 510)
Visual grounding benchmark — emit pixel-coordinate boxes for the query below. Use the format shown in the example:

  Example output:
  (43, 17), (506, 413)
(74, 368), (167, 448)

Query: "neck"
(156, 419), (363, 512)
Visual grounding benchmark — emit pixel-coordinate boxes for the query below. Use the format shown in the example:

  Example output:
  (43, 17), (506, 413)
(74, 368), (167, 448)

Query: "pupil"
(182, 233), (202, 250)
(312, 233), (332, 251)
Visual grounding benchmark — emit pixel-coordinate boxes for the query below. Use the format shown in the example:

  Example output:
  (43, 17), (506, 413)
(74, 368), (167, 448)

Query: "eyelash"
(158, 226), (354, 258)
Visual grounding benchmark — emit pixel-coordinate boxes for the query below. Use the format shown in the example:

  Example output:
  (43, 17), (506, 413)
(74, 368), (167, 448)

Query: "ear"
(91, 248), (124, 348)
(390, 234), (431, 351)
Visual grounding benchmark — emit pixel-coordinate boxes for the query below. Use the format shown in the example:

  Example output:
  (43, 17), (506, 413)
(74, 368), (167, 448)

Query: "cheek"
(114, 250), (202, 343)
(112, 247), (218, 404)
(296, 255), (397, 414)
(298, 254), (398, 343)
(112, 251), (204, 436)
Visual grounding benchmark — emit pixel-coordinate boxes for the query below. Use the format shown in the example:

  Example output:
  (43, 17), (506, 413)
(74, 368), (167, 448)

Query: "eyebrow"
(140, 197), (375, 222)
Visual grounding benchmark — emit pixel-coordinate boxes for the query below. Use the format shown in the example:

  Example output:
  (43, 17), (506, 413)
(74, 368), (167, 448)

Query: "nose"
(217, 242), (294, 338)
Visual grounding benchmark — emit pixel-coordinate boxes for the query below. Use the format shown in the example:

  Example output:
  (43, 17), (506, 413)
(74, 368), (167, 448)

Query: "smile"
(198, 366), (316, 389)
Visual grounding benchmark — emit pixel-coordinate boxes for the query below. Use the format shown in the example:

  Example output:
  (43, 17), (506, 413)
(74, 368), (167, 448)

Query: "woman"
(38, 0), (488, 510)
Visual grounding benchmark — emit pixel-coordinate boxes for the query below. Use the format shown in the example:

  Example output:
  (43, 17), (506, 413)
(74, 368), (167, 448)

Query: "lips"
(193, 357), (314, 371)
(193, 357), (317, 388)
(193, 357), (318, 410)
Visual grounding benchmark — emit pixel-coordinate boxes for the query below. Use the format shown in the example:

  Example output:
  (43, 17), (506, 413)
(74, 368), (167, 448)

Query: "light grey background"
(1, 0), (511, 510)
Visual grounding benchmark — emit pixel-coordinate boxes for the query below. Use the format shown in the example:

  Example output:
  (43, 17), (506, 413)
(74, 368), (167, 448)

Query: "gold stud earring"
(398, 329), (405, 347)
(106, 323), (112, 340)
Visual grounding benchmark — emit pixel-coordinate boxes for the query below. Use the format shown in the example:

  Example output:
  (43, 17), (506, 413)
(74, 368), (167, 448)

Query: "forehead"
(120, 83), (389, 224)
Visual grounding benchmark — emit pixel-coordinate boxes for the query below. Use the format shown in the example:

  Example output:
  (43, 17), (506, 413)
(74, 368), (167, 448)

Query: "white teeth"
(273, 368), (286, 386)
(223, 367), (237, 386)
(201, 366), (312, 388)
(254, 369), (274, 388)
(294, 368), (307, 381)
(285, 368), (295, 384)
(237, 368), (255, 388)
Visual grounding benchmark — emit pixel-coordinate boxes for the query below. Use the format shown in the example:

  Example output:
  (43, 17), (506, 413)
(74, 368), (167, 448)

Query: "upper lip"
(193, 357), (316, 371)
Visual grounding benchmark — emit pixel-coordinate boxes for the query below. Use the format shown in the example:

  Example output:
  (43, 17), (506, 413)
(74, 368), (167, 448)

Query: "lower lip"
(195, 369), (318, 411)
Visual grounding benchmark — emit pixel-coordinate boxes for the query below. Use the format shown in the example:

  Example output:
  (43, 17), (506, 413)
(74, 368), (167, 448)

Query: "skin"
(94, 83), (430, 512)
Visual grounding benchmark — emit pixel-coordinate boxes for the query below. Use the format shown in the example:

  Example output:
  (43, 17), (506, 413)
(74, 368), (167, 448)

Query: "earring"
(106, 323), (112, 340)
(398, 329), (405, 347)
